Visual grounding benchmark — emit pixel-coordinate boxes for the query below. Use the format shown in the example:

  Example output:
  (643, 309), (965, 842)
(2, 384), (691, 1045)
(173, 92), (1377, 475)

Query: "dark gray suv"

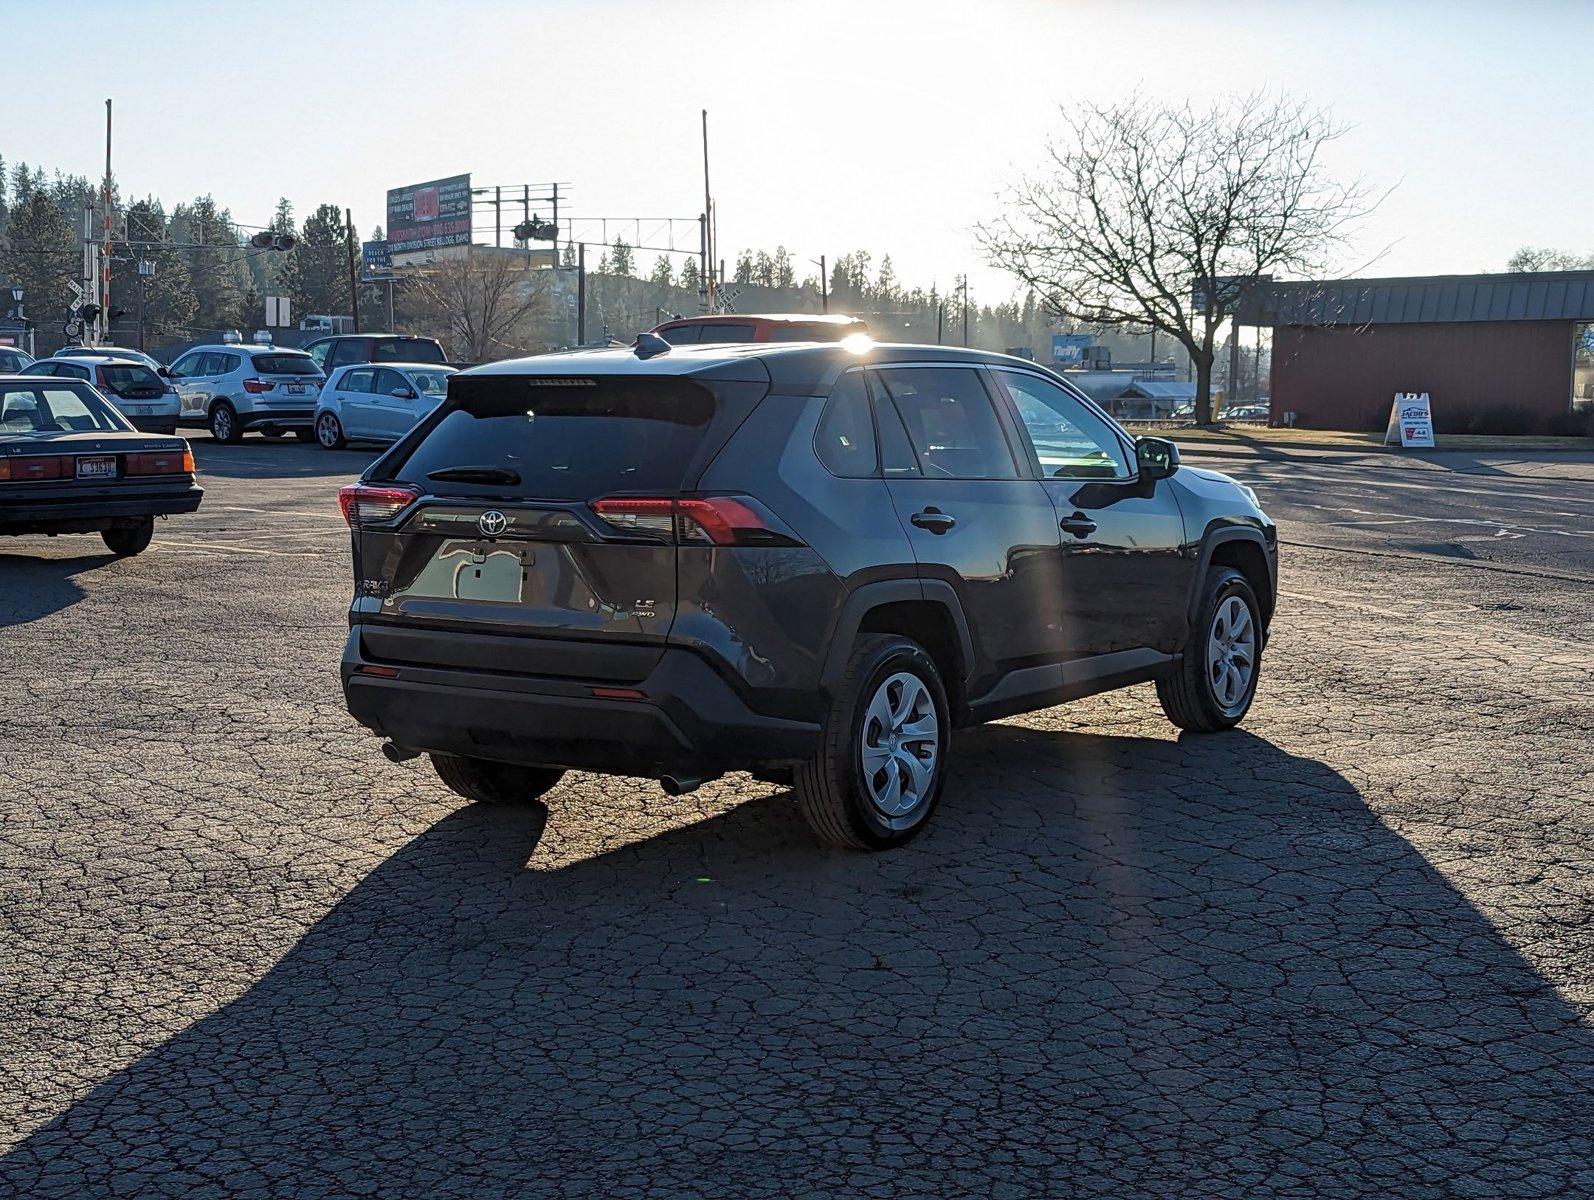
(339, 340), (1277, 849)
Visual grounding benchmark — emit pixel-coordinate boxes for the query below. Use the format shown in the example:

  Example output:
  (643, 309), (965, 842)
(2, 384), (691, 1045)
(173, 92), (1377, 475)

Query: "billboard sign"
(362, 240), (396, 282)
(1052, 333), (1092, 365)
(386, 174), (472, 256)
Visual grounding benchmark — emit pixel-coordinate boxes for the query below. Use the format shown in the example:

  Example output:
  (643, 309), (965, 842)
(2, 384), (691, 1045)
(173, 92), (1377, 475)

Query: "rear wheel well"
(857, 600), (965, 717)
(1209, 540), (1273, 626)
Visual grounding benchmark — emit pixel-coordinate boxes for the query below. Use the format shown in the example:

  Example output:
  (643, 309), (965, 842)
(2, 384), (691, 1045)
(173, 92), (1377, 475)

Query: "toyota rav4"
(338, 340), (1277, 849)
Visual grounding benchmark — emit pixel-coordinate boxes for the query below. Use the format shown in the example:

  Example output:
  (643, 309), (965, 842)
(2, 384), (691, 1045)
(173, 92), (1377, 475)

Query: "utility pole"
(344, 208), (361, 334)
(579, 243), (594, 344)
(937, 303), (944, 345)
(701, 109), (715, 313)
(959, 276), (969, 347)
(698, 214), (708, 310)
(1227, 310), (1240, 415)
(819, 255), (828, 313)
(495, 185), (502, 248)
(551, 183), (559, 244)
(101, 99), (112, 344)
(136, 260), (153, 352)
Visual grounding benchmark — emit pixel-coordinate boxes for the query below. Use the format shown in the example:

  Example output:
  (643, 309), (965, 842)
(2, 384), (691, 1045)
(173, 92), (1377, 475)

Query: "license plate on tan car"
(76, 455), (116, 480)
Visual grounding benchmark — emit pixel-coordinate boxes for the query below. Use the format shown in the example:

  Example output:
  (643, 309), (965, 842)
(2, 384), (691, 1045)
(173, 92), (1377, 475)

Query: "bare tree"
(402, 251), (550, 362)
(1506, 246), (1594, 272)
(981, 94), (1379, 424)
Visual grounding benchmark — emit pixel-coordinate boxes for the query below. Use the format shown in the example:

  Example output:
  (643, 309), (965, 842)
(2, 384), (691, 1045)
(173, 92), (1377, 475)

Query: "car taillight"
(127, 448), (195, 476)
(339, 483), (421, 527)
(0, 455), (70, 482)
(242, 378), (270, 394)
(590, 496), (794, 546)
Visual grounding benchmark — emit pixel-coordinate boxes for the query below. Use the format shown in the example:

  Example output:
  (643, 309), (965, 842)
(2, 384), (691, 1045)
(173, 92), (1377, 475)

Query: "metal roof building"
(1249, 270), (1594, 434)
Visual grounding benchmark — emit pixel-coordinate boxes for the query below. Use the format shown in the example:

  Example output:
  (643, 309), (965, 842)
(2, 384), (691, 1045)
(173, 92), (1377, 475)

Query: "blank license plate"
(76, 455), (116, 479)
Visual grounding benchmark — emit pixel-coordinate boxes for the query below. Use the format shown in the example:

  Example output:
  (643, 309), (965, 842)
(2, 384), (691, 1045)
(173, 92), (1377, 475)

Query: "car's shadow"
(3, 726), (1589, 1197)
(0, 551), (117, 627)
(184, 438), (379, 480)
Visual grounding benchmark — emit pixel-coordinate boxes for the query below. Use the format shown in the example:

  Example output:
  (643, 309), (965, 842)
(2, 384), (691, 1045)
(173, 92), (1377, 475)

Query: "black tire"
(101, 517), (154, 557)
(794, 634), (950, 850)
(1157, 566), (1262, 732)
(293, 427), (316, 443)
(209, 401), (242, 444)
(430, 753), (565, 805)
(315, 411), (347, 450)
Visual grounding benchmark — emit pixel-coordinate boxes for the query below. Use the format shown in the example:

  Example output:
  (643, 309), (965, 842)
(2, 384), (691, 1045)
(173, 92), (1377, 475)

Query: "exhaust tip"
(382, 742), (422, 764)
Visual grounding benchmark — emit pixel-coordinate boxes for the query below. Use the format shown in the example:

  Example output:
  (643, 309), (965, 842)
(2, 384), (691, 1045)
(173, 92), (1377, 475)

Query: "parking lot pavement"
(1, 440), (1590, 1198)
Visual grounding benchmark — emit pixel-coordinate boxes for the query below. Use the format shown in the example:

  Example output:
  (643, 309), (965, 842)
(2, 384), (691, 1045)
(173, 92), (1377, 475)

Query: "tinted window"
(692, 323), (756, 343)
(391, 378), (717, 502)
(371, 338), (446, 363)
(20, 362), (56, 376)
(99, 364), (163, 393)
(56, 363), (91, 380)
(198, 352), (231, 375)
(770, 323), (857, 343)
(220, 353), (242, 374)
(869, 376), (921, 477)
(0, 350), (30, 370)
(330, 340), (368, 367)
(0, 384), (127, 434)
(876, 367), (1018, 480)
(996, 370), (1131, 480)
(814, 371), (877, 478)
(656, 325), (701, 345)
(374, 369), (408, 395)
(342, 368), (375, 394)
(252, 353), (320, 376)
(306, 341), (332, 369)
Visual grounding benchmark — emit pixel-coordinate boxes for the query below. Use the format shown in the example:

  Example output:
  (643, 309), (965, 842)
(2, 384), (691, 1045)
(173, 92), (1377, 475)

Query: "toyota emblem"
(478, 510), (508, 537)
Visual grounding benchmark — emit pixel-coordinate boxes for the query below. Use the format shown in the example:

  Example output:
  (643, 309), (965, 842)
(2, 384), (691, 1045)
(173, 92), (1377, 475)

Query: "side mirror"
(157, 366), (171, 378)
(391, 387), (417, 399)
(1136, 436), (1180, 481)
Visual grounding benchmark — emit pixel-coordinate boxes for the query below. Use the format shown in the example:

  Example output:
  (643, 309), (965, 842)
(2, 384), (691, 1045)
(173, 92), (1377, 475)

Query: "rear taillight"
(0, 455), (70, 482)
(339, 483), (421, 527)
(242, 378), (270, 394)
(127, 448), (195, 476)
(590, 496), (794, 546)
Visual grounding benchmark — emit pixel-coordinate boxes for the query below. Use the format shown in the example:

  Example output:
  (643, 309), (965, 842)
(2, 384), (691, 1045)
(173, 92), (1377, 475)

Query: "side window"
(374, 368), (407, 396)
(306, 341), (332, 369)
(24, 362), (56, 376)
(330, 339), (368, 367)
(62, 364), (91, 380)
(813, 371), (877, 478)
(875, 367), (1018, 480)
(695, 323), (755, 343)
(343, 368), (375, 394)
(167, 353), (195, 379)
(995, 371), (1132, 481)
(658, 325), (700, 345)
(222, 353), (242, 374)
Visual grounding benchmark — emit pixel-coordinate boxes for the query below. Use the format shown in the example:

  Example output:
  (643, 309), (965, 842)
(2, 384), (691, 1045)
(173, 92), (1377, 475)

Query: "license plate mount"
(76, 455), (116, 480)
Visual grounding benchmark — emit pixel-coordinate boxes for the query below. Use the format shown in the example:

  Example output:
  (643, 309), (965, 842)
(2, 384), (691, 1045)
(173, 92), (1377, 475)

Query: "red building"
(1257, 271), (1593, 434)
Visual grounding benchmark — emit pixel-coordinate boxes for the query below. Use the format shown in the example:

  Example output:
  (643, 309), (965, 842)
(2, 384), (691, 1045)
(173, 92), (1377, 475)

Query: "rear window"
(372, 338), (446, 363)
(690, 323), (756, 343)
(252, 353), (320, 376)
(391, 377), (718, 501)
(100, 364), (163, 391)
(1, 384), (127, 434)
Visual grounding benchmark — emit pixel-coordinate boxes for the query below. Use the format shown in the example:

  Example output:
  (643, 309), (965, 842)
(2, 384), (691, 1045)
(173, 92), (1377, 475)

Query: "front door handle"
(910, 508), (956, 534)
(1059, 511), (1097, 539)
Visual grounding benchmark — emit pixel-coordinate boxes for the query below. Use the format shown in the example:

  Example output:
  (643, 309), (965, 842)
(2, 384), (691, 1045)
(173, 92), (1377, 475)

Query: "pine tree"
(772, 246), (794, 289)
(172, 195), (250, 330)
(679, 257), (700, 291)
(609, 237), (634, 277)
(296, 203), (351, 321)
(561, 242), (577, 268)
(733, 249), (754, 284)
(111, 198), (196, 343)
(649, 256), (674, 287)
(0, 188), (78, 328)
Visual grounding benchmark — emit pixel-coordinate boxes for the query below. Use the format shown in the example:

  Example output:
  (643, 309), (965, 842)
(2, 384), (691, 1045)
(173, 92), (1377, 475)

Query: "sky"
(2, 0), (1591, 303)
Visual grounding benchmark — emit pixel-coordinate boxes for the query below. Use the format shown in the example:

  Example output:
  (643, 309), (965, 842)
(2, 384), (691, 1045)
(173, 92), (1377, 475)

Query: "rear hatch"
(247, 352), (323, 403)
(97, 363), (166, 400)
(346, 366), (768, 681)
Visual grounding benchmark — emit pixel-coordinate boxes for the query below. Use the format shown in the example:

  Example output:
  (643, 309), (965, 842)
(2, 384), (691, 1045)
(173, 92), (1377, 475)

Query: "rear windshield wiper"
(425, 465), (522, 486)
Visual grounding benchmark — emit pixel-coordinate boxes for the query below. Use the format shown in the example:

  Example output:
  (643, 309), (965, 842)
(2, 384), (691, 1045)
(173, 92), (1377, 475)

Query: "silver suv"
(169, 344), (325, 443)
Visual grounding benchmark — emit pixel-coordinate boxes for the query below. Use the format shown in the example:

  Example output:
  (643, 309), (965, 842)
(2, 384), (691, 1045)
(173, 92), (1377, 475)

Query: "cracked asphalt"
(1, 439), (1590, 1198)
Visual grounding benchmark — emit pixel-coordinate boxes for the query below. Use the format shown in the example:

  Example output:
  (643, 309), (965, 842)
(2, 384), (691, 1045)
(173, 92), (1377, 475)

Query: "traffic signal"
(77, 302), (102, 324)
(513, 216), (558, 242)
(249, 231), (298, 252)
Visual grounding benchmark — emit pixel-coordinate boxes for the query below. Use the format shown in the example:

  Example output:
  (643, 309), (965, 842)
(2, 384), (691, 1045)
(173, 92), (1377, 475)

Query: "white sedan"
(314, 362), (455, 449)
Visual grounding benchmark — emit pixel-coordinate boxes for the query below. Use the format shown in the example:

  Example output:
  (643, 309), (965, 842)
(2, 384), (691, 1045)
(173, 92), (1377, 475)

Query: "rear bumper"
(0, 485), (203, 534)
(128, 416), (179, 434)
(340, 625), (820, 777)
(242, 407), (314, 429)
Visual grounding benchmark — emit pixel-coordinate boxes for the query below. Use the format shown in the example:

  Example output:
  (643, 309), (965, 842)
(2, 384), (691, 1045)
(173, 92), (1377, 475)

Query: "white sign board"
(264, 295), (292, 328)
(1384, 392), (1435, 448)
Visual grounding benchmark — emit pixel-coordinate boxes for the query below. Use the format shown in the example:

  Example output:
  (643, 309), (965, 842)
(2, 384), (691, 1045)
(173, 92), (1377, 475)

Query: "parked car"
(0, 375), (202, 556)
(337, 340), (1277, 850)
(1223, 404), (1271, 423)
(53, 345), (164, 372)
(314, 362), (457, 449)
(303, 334), (450, 374)
(167, 344), (325, 442)
(21, 355), (180, 434)
(0, 348), (34, 372)
(652, 313), (871, 345)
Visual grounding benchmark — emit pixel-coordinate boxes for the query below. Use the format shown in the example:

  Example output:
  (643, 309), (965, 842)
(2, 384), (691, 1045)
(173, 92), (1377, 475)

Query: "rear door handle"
(911, 508), (956, 534)
(1059, 512), (1097, 539)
